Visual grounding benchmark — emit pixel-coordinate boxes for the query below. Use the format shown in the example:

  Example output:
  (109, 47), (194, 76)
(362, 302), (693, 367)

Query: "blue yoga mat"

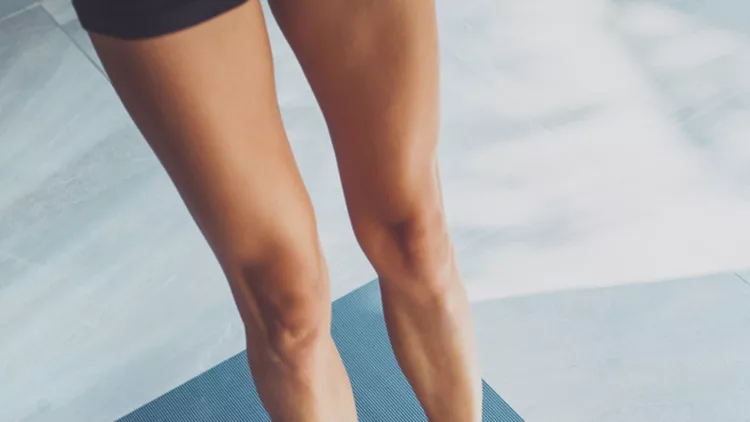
(118, 281), (523, 421)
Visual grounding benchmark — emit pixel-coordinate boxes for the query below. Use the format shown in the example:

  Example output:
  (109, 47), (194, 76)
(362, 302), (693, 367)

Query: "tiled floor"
(475, 272), (750, 422)
(40, 0), (101, 70)
(2, 1), (750, 421)
(0, 0), (35, 20)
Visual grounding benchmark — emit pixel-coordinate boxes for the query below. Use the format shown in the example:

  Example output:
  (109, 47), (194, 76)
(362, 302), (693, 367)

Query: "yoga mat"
(118, 281), (523, 421)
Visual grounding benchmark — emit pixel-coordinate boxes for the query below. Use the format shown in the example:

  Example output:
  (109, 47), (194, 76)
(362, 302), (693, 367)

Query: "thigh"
(270, 0), (443, 245)
(88, 1), (321, 320)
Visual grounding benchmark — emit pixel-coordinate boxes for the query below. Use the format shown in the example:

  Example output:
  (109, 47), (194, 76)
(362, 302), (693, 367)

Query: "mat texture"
(118, 281), (523, 421)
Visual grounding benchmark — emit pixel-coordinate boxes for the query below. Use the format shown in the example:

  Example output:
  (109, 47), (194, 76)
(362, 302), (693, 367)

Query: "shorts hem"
(73, 0), (248, 40)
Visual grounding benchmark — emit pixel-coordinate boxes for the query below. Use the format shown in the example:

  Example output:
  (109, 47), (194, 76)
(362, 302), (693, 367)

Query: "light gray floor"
(1, 1), (750, 421)
(0, 0), (35, 20)
(475, 272), (750, 422)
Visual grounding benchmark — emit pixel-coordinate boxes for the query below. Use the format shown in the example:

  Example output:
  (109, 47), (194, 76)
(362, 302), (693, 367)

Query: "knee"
(355, 201), (455, 296)
(233, 246), (330, 368)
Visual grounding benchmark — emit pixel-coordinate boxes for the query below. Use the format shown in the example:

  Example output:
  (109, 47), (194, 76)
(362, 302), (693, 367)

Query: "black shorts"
(72, 0), (247, 40)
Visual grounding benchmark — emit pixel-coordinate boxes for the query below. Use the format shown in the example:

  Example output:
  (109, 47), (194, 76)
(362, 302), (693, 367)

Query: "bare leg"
(88, 3), (356, 421)
(270, 1), (483, 420)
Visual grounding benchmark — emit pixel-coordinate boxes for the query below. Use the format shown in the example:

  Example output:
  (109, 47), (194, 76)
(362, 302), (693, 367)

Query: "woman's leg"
(270, 1), (483, 420)
(87, 2), (356, 421)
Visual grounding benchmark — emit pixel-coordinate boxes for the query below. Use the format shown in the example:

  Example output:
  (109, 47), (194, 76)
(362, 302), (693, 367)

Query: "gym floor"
(2, 0), (750, 421)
